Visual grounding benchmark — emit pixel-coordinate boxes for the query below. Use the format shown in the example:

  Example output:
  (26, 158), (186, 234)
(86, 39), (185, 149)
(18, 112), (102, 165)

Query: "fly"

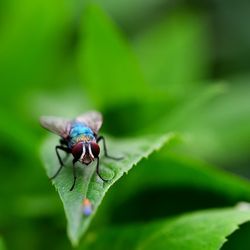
(40, 111), (122, 191)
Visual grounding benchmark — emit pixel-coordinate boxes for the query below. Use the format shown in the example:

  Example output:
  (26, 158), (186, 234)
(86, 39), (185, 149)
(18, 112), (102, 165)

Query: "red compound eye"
(72, 142), (83, 159)
(90, 142), (100, 158)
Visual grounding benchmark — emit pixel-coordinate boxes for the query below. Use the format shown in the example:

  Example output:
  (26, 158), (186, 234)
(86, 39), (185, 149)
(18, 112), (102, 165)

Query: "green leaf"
(94, 151), (250, 227)
(179, 82), (250, 163)
(0, 107), (38, 155)
(140, 206), (250, 250)
(152, 82), (250, 164)
(0, 0), (71, 99)
(77, 4), (148, 108)
(133, 9), (209, 98)
(0, 0), (73, 154)
(0, 237), (6, 250)
(40, 133), (175, 245)
(82, 206), (250, 250)
(221, 218), (250, 250)
(153, 84), (227, 132)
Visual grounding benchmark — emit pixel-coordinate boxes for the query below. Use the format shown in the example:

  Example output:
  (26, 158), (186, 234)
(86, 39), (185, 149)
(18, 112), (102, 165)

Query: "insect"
(40, 111), (122, 191)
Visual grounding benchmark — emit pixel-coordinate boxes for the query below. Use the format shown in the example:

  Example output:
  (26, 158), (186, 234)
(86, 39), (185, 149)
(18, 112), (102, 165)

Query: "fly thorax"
(70, 134), (95, 148)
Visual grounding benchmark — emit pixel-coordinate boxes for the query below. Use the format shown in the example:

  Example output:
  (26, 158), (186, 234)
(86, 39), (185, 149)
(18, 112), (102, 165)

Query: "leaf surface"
(82, 206), (250, 250)
(40, 133), (175, 245)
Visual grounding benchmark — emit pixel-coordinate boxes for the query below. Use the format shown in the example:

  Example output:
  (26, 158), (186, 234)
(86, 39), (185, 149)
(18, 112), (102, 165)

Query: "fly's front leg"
(69, 158), (78, 191)
(95, 157), (109, 182)
(97, 136), (123, 160)
(50, 146), (71, 180)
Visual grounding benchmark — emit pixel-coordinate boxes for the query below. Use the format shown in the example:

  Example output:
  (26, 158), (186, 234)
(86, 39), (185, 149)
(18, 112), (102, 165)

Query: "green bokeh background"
(0, 0), (250, 249)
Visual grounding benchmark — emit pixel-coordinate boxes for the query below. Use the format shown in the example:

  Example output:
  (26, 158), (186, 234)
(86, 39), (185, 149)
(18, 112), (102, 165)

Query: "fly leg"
(50, 146), (71, 180)
(59, 139), (70, 162)
(70, 158), (78, 191)
(97, 136), (123, 160)
(95, 157), (109, 182)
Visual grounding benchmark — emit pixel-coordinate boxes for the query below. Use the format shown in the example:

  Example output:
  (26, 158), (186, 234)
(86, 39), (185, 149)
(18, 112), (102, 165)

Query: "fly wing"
(40, 116), (71, 139)
(75, 111), (103, 134)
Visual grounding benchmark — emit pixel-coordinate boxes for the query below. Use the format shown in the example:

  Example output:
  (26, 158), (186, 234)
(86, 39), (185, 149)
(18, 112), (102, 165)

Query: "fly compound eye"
(72, 142), (84, 159)
(90, 142), (100, 158)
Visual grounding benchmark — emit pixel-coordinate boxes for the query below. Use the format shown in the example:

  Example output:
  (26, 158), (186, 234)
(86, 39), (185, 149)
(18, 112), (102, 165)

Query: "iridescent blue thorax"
(68, 122), (95, 148)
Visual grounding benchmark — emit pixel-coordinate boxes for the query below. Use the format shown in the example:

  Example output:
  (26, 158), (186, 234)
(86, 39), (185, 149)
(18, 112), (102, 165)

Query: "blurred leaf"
(0, 0), (73, 156)
(140, 81), (247, 163)
(95, 0), (166, 30)
(133, 9), (209, 98)
(0, 0), (72, 104)
(0, 110), (37, 155)
(180, 83), (250, 163)
(0, 237), (6, 250)
(81, 206), (250, 250)
(77, 4), (148, 108)
(153, 83), (226, 132)
(40, 133), (175, 245)
(152, 82), (250, 164)
(212, 1), (250, 76)
(95, 151), (250, 226)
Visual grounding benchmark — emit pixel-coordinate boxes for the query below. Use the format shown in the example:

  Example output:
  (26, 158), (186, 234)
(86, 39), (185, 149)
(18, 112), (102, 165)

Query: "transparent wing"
(40, 116), (71, 139)
(75, 111), (103, 134)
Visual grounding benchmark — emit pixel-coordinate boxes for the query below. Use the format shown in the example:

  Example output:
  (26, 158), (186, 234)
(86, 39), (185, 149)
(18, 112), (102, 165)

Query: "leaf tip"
(68, 231), (80, 247)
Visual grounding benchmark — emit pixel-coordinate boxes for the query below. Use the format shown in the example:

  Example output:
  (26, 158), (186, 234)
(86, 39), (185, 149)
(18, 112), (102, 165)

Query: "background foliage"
(0, 0), (250, 249)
